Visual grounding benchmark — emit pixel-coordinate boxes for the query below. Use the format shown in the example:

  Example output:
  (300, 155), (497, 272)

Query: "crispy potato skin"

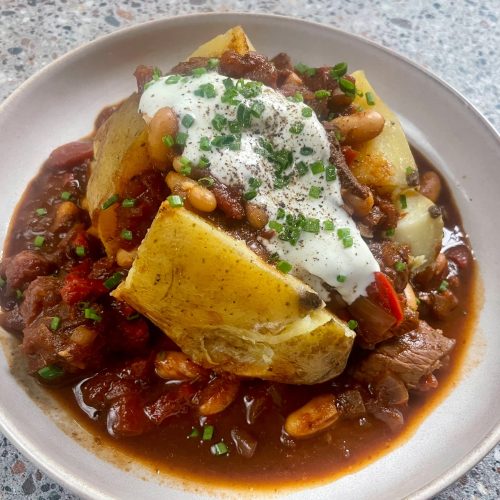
(113, 206), (354, 385)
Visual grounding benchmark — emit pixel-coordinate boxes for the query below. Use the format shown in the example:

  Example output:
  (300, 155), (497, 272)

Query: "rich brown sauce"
(1, 137), (477, 489)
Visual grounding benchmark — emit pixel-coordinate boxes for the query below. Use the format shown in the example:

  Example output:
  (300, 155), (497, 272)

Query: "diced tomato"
(144, 383), (196, 425)
(342, 146), (359, 167)
(60, 261), (107, 305)
(374, 272), (404, 325)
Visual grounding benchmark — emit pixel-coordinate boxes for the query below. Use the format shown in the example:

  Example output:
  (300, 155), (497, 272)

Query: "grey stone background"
(0, 0), (498, 498)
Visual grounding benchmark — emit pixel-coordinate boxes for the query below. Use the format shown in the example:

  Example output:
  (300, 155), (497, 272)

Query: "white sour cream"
(140, 71), (379, 304)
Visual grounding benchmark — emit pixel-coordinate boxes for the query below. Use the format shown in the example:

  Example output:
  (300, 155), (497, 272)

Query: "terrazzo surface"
(0, 0), (499, 498)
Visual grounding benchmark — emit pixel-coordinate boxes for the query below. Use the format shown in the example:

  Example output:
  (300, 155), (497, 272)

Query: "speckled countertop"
(0, 0), (499, 499)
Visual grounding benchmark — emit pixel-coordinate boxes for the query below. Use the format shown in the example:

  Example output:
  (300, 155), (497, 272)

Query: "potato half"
(113, 205), (355, 385)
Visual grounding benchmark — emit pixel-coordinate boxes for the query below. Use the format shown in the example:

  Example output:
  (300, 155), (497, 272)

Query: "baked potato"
(188, 25), (255, 58)
(113, 205), (355, 385)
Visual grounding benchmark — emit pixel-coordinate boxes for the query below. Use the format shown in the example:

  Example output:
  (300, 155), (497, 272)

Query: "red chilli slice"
(374, 272), (404, 325)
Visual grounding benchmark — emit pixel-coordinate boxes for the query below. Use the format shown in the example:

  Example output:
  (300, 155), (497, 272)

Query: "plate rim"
(0, 11), (498, 500)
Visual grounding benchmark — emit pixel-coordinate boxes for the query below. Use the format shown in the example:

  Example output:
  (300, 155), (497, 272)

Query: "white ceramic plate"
(0, 13), (498, 500)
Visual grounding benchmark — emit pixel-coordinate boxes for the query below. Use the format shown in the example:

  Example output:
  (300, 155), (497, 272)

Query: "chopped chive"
(303, 218), (320, 234)
(188, 427), (200, 438)
(288, 91), (304, 103)
(250, 101), (265, 117)
(395, 261), (407, 272)
(34, 235), (45, 248)
(102, 194), (119, 210)
(104, 272), (125, 290)
(212, 114), (227, 132)
(276, 260), (293, 274)
(309, 185), (322, 199)
(337, 275), (347, 283)
(36, 208), (48, 217)
(342, 235), (354, 248)
(243, 190), (257, 201)
(162, 135), (175, 147)
(323, 220), (334, 231)
(438, 280), (449, 293)
(179, 157), (192, 175)
(300, 146), (314, 156)
(248, 177), (262, 189)
(302, 107), (313, 118)
(165, 74), (181, 84)
(295, 62), (316, 77)
(325, 164), (337, 181)
(60, 191), (72, 201)
(122, 198), (136, 208)
(193, 82), (217, 98)
(330, 62), (348, 79)
(198, 177), (215, 188)
(198, 156), (210, 168)
(15, 289), (23, 300)
(84, 308), (102, 322)
(337, 228), (351, 239)
(289, 121), (305, 134)
(175, 132), (188, 146)
(192, 67), (207, 77)
(223, 77), (235, 89)
(202, 425), (214, 441)
(0, 277), (5, 288)
(199, 136), (212, 151)
(206, 58), (219, 70)
(50, 316), (61, 331)
(339, 77), (356, 97)
(310, 161), (325, 175)
(295, 161), (309, 176)
(37, 365), (64, 380)
(269, 221), (283, 233)
(167, 195), (184, 208)
(314, 89), (331, 99)
(406, 166), (415, 175)
(120, 229), (133, 241)
(365, 91), (376, 106)
(181, 114), (195, 128)
(152, 67), (161, 80)
(347, 319), (358, 330)
(400, 194), (408, 209)
(210, 442), (229, 456)
(385, 228), (396, 237)
(127, 313), (140, 321)
(276, 207), (286, 220)
(75, 245), (86, 257)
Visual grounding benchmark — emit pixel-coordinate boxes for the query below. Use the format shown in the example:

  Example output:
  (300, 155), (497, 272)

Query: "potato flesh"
(113, 205), (354, 385)
(188, 26), (255, 58)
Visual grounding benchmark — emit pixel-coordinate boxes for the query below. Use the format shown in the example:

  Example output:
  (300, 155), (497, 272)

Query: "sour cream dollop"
(140, 71), (379, 304)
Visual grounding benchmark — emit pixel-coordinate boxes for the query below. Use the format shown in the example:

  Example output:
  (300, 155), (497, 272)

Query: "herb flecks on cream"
(139, 72), (379, 304)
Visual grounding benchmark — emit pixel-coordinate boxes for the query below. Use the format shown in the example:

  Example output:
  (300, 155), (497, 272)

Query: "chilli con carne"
(0, 36), (475, 487)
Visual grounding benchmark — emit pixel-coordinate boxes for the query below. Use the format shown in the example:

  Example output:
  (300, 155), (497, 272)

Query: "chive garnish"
(36, 208), (47, 217)
(102, 194), (119, 210)
(438, 280), (449, 293)
(162, 135), (175, 147)
(122, 198), (136, 208)
(84, 308), (102, 322)
(50, 316), (61, 331)
(385, 228), (396, 237)
(182, 114), (195, 128)
(300, 146), (314, 156)
(188, 427), (200, 438)
(202, 425), (214, 441)
(294, 62), (316, 77)
(400, 194), (408, 209)
(75, 245), (86, 257)
(303, 218), (320, 234)
(37, 365), (64, 380)
(325, 164), (337, 181)
(120, 229), (133, 241)
(198, 177), (215, 188)
(206, 58), (219, 70)
(104, 272), (125, 290)
(276, 260), (293, 274)
(34, 235), (45, 248)
(330, 62), (348, 79)
(167, 195), (184, 208)
(192, 67), (207, 77)
(395, 261), (407, 272)
(276, 208), (286, 220)
(199, 136), (212, 151)
(365, 91), (376, 106)
(289, 122), (305, 135)
(337, 275), (347, 283)
(308, 185), (322, 198)
(175, 132), (188, 146)
(314, 89), (331, 99)
(198, 156), (210, 168)
(268, 221), (283, 233)
(323, 220), (334, 231)
(210, 442), (229, 456)
(347, 319), (358, 330)
(295, 161), (309, 176)
(165, 75), (181, 84)
(212, 114), (227, 132)
(302, 107), (313, 118)
(60, 191), (72, 201)
(310, 161), (325, 175)
(193, 82), (217, 98)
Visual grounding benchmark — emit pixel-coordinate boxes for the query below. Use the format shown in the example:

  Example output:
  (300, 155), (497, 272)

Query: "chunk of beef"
(355, 320), (455, 390)
(368, 241), (411, 293)
(19, 276), (61, 326)
(327, 131), (370, 199)
(45, 141), (93, 170)
(169, 57), (209, 75)
(4, 250), (55, 289)
(133, 64), (154, 94)
(219, 50), (278, 88)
